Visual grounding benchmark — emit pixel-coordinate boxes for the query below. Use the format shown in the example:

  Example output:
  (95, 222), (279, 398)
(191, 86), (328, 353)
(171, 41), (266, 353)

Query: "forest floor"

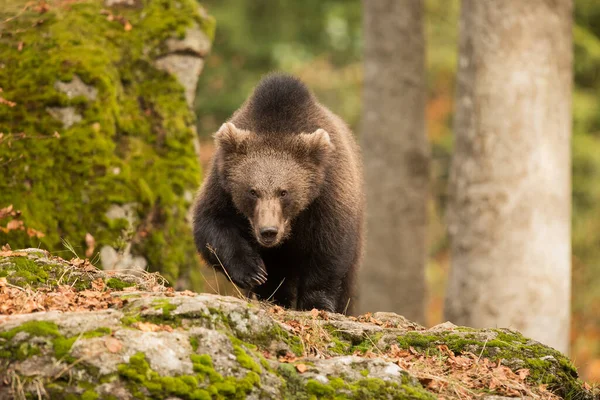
(1, 248), (598, 399)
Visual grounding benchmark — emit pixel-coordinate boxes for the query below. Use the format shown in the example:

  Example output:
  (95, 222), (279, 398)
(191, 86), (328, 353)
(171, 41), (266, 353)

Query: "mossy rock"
(0, 0), (214, 288)
(0, 250), (595, 399)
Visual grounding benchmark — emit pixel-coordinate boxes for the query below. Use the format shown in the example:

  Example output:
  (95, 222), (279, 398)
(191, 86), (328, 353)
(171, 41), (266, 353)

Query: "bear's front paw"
(224, 253), (268, 289)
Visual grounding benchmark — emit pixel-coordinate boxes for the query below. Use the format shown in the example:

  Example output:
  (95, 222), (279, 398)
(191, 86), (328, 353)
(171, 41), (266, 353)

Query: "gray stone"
(54, 75), (97, 101)
(100, 245), (147, 272)
(46, 107), (82, 128)
(105, 203), (138, 227)
(154, 55), (204, 108)
(165, 25), (212, 57)
(104, 0), (139, 7)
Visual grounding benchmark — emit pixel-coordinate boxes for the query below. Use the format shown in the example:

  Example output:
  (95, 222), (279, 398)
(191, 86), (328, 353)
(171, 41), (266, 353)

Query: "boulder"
(0, 250), (595, 399)
(0, 0), (215, 288)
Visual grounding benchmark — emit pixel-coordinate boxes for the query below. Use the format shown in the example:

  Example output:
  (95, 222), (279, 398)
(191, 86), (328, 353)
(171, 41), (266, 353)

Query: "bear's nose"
(259, 227), (278, 241)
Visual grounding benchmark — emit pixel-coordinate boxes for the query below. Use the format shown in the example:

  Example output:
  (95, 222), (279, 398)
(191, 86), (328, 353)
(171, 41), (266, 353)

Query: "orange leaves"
(0, 97), (16, 107)
(132, 321), (174, 333)
(0, 256), (130, 316)
(85, 233), (95, 258)
(100, 9), (132, 31)
(277, 353), (297, 363)
(105, 337), (123, 353)
(0, 205), (45, 238)
(389, 343), (549, 399)
(295, 363), (308, 373)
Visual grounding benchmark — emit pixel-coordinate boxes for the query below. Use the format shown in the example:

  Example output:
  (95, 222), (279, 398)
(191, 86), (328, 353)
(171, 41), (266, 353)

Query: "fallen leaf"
(270, 305), (284, 315)
(0, 251), (27, 257)
(132, 321), (173, 332)
(277, 352), (297, 363)
(91, 278), (105, 291)
(0, 205), (14, 219)
(0, 97), (17, 107)
(35, 1), (50, 13)
(124, 21), (132, 31)
(516, 368), (530, 380)
(296, 363), (307, 373)
(105, 337), (122, 353)
(6, 220), (23, 231)
(85, 232), (95, 258)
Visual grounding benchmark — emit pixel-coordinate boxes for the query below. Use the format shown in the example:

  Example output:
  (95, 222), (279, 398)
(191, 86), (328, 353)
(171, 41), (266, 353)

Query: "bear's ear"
(214, 122), (252, 154)
(299, 128), (334, 164)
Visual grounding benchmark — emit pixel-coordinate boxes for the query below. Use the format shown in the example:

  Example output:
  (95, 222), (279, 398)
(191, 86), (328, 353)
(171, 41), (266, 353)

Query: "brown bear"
(192, 73), (364, 314)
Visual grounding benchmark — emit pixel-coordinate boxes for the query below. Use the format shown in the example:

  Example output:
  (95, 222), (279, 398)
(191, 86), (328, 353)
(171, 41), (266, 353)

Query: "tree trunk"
(357, 0), (429, 323)
(445, 0), (573, 353)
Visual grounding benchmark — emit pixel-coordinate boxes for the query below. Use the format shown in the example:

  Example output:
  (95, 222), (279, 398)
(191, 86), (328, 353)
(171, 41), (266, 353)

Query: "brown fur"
(193, 74), (364, 314)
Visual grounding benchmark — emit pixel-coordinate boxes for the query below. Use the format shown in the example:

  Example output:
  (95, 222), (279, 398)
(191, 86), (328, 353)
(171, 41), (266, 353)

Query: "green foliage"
(117, 352), (261, 399)
(195, 0), (362, 137)
(0, 0), (210, 287)
(106, 278), (135, 291)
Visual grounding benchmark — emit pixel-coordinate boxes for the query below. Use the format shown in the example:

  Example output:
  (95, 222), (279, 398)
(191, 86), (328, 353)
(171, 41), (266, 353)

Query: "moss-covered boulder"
(0, 250), (596, 399)
(0, 0), (214, 288)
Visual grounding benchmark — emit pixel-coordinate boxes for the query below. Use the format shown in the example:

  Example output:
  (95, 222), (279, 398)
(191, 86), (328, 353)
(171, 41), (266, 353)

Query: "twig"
(6, 282), (26, 292)
(266, 278), (285, 302)
(196, 265), (219, 294)
(343, 297), (351, 315)
(476, 337), (489, 364)
(206, 244), (244, 299)
(2, 1), (34, 23)
(212, 266), (220, 295)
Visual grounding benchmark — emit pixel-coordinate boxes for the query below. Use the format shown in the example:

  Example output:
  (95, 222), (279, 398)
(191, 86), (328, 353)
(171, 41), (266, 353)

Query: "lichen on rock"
(0, 250), (596, 399)
(0, 0), (214, 288)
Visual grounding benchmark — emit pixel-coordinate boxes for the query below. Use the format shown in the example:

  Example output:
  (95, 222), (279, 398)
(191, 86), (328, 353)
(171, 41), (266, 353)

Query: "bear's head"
(214, 122), (334, 248)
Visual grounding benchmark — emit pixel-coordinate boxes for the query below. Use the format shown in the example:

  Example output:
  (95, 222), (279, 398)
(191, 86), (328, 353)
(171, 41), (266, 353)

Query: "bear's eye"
(280, 190), (288, 198)
(249, 189), (258, 197)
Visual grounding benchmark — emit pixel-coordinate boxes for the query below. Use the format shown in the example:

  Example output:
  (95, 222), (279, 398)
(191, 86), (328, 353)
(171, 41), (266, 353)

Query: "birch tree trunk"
(357, 0), (429, 323)
(445, 0), (573, 353)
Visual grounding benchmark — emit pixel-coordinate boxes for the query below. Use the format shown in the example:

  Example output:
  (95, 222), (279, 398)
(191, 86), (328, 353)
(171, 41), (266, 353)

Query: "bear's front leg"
(296, 270), (341, 313)
(193, 192), (267, 289)
(207, 239), (267, 290)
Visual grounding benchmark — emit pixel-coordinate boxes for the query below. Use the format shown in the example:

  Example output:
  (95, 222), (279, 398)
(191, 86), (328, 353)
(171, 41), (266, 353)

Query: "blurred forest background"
(194, 0), (600, 382)
(0, 0), (598, 385)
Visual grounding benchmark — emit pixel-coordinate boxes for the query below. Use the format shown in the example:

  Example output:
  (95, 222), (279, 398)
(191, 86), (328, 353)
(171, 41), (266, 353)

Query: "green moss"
(53, 336), (77, 360)
(395, 329), (587, 398)
(360, 369), (369, 377)
(277, 363), (307, 398)
(121, 314), (142, 326)
(0, 320), (61, 340)
(152, 298), (178, 316)
(267, 323), (304, 356)
(190, 336), (199, 351)
(0, 0), (210, 288)
(306, 379), (335, 397)
(323, 325), (384, 356)
(117, 352), (261, 399)
(81, 390), (99, 400)
(0, 255), (95, 290)
(301, 376), (435, 400)
(0, 322), (117, 365)
(82, 327), (112, 338)
(14, 342), (41, 360)
(121, 303), (182, 328)
(106, 278), (135, 290)
(233, 344), (261, 373)
(7, 257), (48, 283)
